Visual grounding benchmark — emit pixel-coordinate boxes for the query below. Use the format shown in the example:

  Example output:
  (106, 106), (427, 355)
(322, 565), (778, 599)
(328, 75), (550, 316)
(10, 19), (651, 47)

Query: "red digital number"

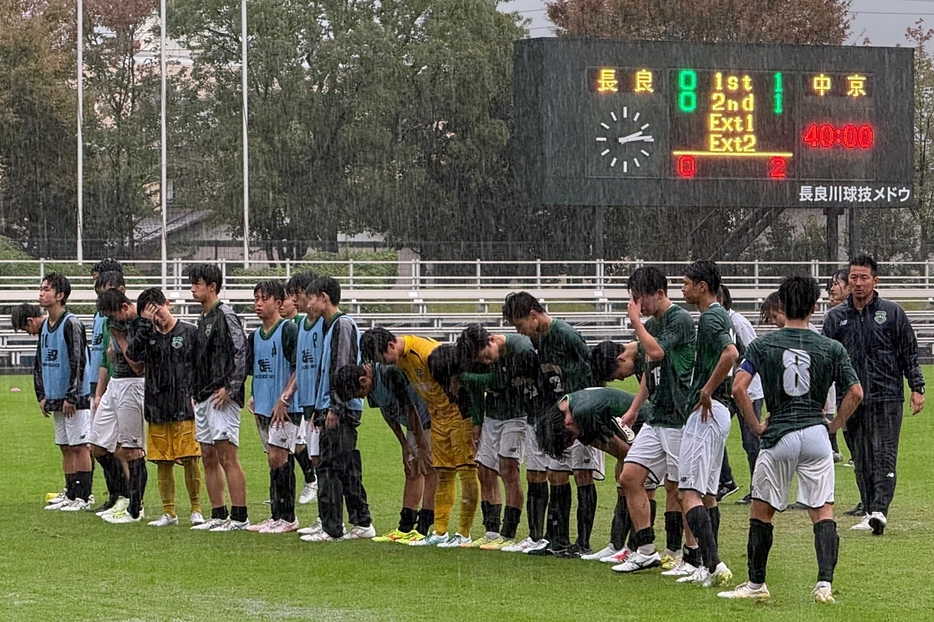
(769, 157), (787, 179)
(678, 155), (696, 177)
(803, 123), (874, 149)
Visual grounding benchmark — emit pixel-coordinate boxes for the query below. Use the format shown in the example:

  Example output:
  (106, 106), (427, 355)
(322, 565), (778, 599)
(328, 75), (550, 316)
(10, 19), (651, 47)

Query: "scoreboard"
(514, 39), (914, 208)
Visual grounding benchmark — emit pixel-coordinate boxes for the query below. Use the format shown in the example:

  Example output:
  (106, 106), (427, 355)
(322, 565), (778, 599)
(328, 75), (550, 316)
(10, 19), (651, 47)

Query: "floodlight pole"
(241, 0), (250, 269)
(160, 0), (168, 288)
(77, 0), (84, 263)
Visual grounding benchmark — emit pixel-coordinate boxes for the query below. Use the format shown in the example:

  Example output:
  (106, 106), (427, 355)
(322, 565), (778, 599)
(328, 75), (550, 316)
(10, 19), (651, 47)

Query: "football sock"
(649, 498), (658, 526)
(631, 527), (655, 552)
(527, 481), (549, 541)
(127, 458), (148, 519)
(457, 468), (480, 536)
(74, 471), (92, 502)
(274, 463), (296, 522)
(416, 508), (435, 536)
(502, 506), (522, 540)
(481, 501), (502, 536)
(294, 445), (316, 484)
(683, 544), (702, 569)
(814, 519), (839, 584)
(231, 505), (248, 523)
(830, 431), (840, 454)
(708, 505), (721, 546)
(399, 507), (418, 533)
(211, 506), (229, 520)
(157, 462), (177, 517)
(664, 510), (683, 552)
(268, 467), (281, 521)
(685, 506), (720, 572)
(96, 452), (125, 500)
(611, 493), (631, 550)
(64, 472), (76, 501)
(576, 484), (597, 550)
(182, 458), (202, 515)
(434, 469), (456, 536)
(748, 518), (774, 585)
(549, 483), (573, 547)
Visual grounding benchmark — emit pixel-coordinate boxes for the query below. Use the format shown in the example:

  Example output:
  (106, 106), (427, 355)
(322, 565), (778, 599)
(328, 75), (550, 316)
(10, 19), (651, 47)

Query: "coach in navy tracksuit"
(822, 255), (925, 536)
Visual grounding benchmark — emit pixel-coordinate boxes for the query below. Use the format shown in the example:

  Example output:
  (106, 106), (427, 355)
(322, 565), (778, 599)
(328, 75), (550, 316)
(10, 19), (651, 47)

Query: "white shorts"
(678, 401), (731, 496)
(524, 424), (570, 472)
(561, 441), (606, 480)
(256, 416), (298, 453)
(194, 398), (242, 447)
(295, 418), (309, 446)
(53, 409), (91, 446)
(476, 418), (527, 471)
(624, 423), (683, 486)
(753, 425), (835, 511)
(89, 378), (145, 451)
(307, 426), (320, 457)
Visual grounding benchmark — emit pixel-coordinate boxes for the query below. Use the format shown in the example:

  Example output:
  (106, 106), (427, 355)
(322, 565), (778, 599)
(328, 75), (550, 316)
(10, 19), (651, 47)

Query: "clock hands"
(618, 130), (655, 145)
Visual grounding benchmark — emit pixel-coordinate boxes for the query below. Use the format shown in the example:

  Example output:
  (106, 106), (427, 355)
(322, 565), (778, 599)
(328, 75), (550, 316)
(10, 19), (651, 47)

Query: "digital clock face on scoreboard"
(514, 39), (914, 208)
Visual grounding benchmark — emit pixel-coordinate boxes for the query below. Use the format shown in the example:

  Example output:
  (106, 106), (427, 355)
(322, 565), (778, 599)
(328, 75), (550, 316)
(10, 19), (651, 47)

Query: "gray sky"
(504, 0), (933, 47)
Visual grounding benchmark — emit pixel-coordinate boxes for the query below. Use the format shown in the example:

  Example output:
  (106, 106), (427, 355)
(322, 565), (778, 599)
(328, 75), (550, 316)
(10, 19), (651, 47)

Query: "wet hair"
(11, 303), (42, 332)
(334, 364), (367, 402)
(849, 254), (878, 276)
(307, 275), (341, 305)
(717, 285), (733, 310)
(828, 268), (849, 292)
(42, 272), (71, 304)
(96, 270), (125, 292)
(590, 341), (624, 385)
(778, 275), (821, 321)
(456, 323), (492, 364)
(427, 343), (463, 389)
(254, 279), (285, 302)
(188, 263), (223, 294)
(286, 272), (317, 297)
(534, 404), (575, 460)
(502, 292), (545, 322)
(92, 258), (123, 275)
(97, 288), (133, 317)
(361, 327), (396, 362)
(627, 266), (667, 297)
(684, 259), (721, 294)
(137, 287), (167, 311)
(759, 291), (782, 325)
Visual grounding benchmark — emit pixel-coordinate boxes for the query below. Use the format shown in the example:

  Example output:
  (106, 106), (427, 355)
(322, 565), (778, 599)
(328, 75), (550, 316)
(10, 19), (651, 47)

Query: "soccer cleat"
(529, 541), (570, 557)
(844, 502), (863, 516)
(735, 494), (752, 505)
(263, 518), (300, 534)
(297, 517), (324, 536)
(716, 481), (739, 502)
(210, 518), (251, 532)
(409, 531), (448, 547)
(91, 497), (117, 514)
(787, 501), (809, 511)
(524, 538), (550, 554)
(718, 582), (771, 601)
(677, 565), (709, 585)
(103, 509), (143, 524)
(44, 498), (69, 511)
(661, 559), (698, 577)
(342, 524), (377, 540)
(301, 530), (339, 542)
(299, 482), (318, 505)
(45, 489), (66, 504)
(466, 534), (499, 549)
(373, 529), (407, 543)
(397, 531), (425, 545)
(190, 512), (205, 526)
(482, 537), (516, 551)
(601, 548), (631, 564)
(813, 584), (835, 604)
(844, 459), (855, 468)
(703, 562), (733, 588)
(612, 550), (661, 573)
(147, 513), (179, 527)
(191, 518), (226, 531)
(660, 548), (682, 570)
(58, 498), (92, 512)
(97, 496), (129, 517)
(502, 536), (537, 553)
(437, 533), (471, 548)
(869, 511), (887, 535)
(556, 543), (591, 559)
(850, 515), (872, 531)
(248, 518), (275, 532)
(582, 544), (620, 561)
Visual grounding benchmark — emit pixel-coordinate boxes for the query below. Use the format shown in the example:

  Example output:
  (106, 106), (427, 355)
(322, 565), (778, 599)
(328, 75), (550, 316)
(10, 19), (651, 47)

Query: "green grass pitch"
(1, 372), (932, 621)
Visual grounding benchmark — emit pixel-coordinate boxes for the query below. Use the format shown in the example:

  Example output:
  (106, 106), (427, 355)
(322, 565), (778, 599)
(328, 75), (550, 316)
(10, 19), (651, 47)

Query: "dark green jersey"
(642, 305), (695, 428)
(743, 328), (859, 449)
(687, 303), (736, 409)
(472, 334), (540, 422)
(566, 387), (635, 446)
(537, 319), (593, 403)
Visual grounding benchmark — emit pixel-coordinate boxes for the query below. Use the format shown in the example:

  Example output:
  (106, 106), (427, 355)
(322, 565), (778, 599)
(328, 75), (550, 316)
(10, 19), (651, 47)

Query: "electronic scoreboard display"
(514, 39), (914, 208)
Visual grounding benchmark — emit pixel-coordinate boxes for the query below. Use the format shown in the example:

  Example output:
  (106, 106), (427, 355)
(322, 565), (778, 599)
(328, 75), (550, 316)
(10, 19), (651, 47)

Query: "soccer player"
(672, 260), (737, 587)
(95, 289), (149, 524)
(302, 276), (374, 542)
(11, 303), (45, 336)
(188, 263), (250, 532)
(535, 386), (635, 462)
(615, 267), (695, 574)
(34, 273), (94, 511)
(279, 277), (318, 505)
(334, 363), (436, 543)
(501, 292), (601, 558)
(822, 255), (924, 535)
(718, 275), (863, 604)
(361, 328), (479, 548)
(125, 288), (204, 527)
(456, 323), (540, 550)
(246, 280), (302, 534)
(825, 270), (849, 464)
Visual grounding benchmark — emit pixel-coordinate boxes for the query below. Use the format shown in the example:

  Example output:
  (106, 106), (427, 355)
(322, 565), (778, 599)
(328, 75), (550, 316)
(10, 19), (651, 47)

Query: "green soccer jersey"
(466, 334), (540, 422)
(642, 305), (695, 428)
(566, 387), (636, 446)
(686, 303), (736, 409)
(743, 327), (859, 449)
(537, 318), (593, 404)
